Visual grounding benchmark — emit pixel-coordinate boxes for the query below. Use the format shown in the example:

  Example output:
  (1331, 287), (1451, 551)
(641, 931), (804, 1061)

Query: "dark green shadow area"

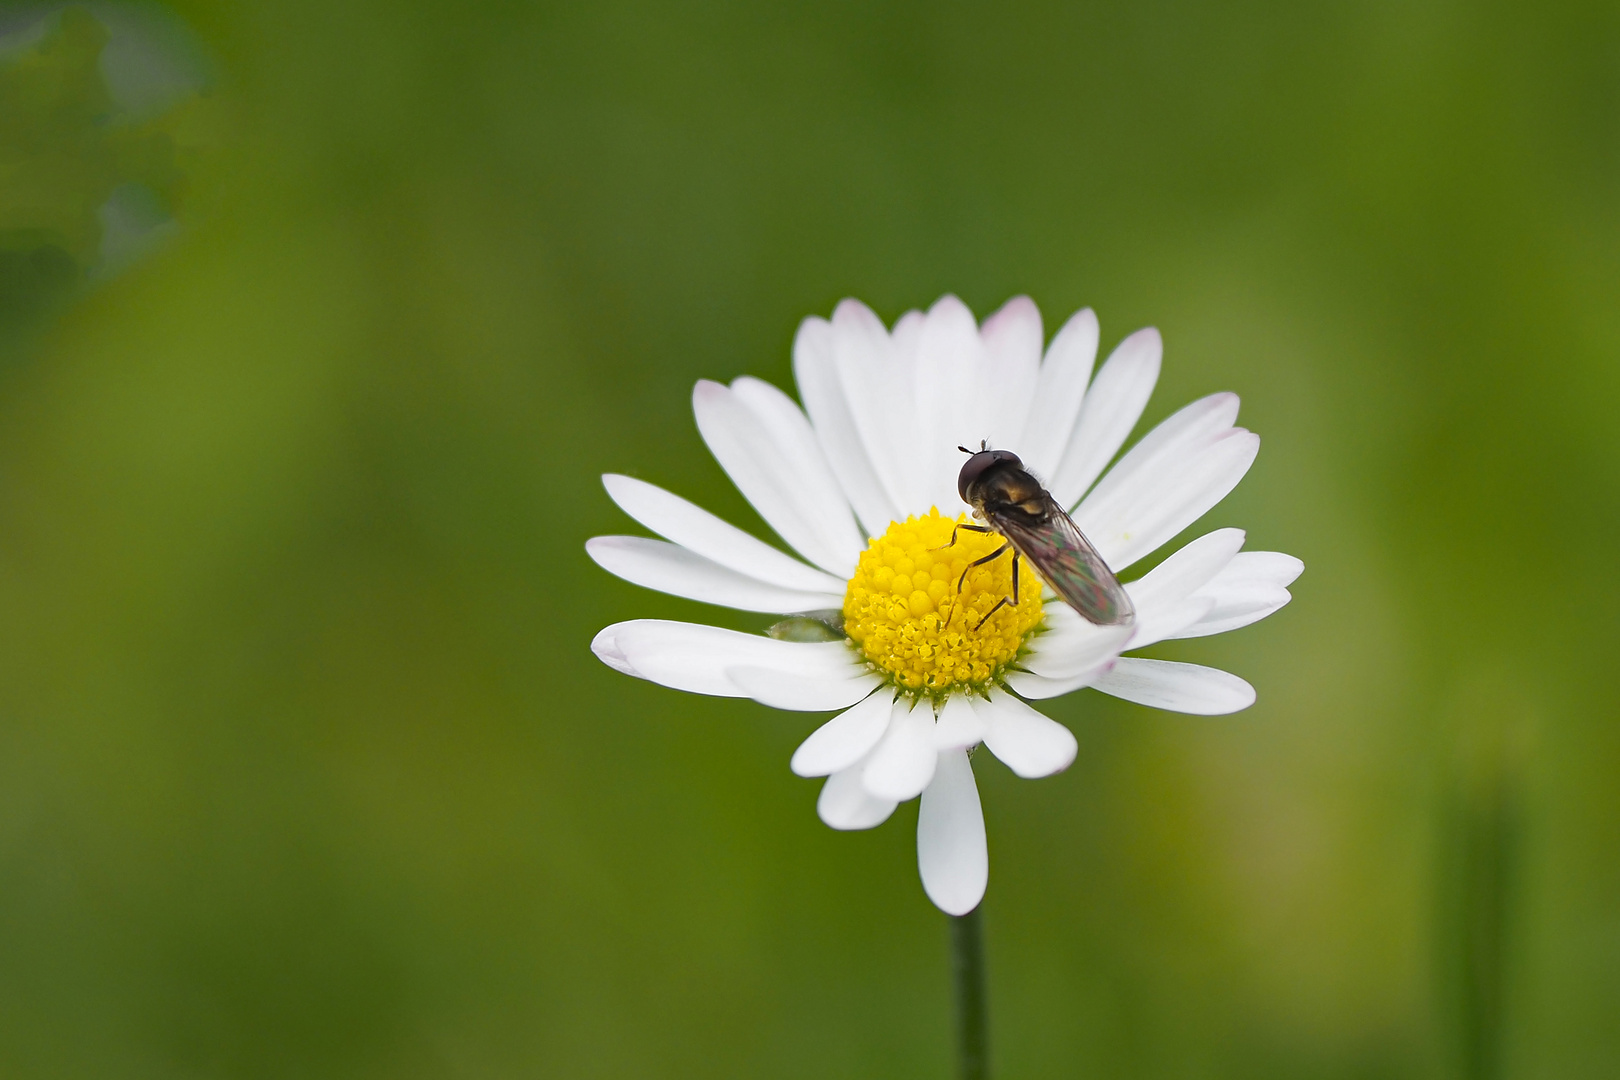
(0, 4), (204, 358)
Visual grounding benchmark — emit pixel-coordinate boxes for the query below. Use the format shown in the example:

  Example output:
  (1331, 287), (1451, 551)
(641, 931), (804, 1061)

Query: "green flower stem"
(950, 905), (990, 1080)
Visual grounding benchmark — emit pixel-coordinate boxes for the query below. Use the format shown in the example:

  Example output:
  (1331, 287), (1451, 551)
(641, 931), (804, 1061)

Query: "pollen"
(843, 509), (1043, 695)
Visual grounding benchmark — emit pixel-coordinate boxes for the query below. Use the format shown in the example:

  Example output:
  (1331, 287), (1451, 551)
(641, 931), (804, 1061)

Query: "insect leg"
(970, 554), (1023, 631)
(933, 523), (993, 551)
(956, 542), (1011, 594)
(973, 597), (1013, 631)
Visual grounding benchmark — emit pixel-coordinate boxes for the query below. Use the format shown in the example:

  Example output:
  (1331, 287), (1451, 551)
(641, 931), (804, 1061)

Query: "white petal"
(932, 692), (986, 750)
(1019, 604), (1134, 679)
(1092, 657), (1256, 715)
(590, 624), (637, 676)
(792, 318), (899, 539)
(1222, 550), (1304, 589)
(974, 689), (1078, 778)
(693, 380), (860, 577)
(917, 748), (988, 916)
(884, 308), (929, 509)
(1020, 307), (1098, 480)
(1073, 394), (1242, 564)
(861, 699), (939, 801)
(1003, 660), (1116, 699)
(915, 295), (992, 512)
(1126, 528), (1246, 610)
(731, 375), (866, 554)
(727, 666), (883, 712)
(818, 763), (898, 830)
(829, 299), (922, 515)
(1090, 393), (1241, 499)
(1128, 596), (1217, 650)
(602, 474), (847, 594)
(1048, 328), (1161, 508)
(891, 308), (926, 356)
(977, 295), (1043, 454)
(604, 620), (862, 697)
(586, 536), (844, 614)
(1076, 429), (1260, 572)
(1171, 590), (1291, 638)
(1122, 528), (1246, 646)
(1170, 551), (1304, 639)
(791, 690), (897, 777)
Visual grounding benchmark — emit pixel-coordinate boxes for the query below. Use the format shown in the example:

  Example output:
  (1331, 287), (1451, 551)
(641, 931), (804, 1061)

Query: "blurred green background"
(2, 1), (1617, 1076)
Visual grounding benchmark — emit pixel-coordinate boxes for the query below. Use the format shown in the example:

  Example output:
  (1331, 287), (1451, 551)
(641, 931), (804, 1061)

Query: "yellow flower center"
(843, 509), (1043, 695)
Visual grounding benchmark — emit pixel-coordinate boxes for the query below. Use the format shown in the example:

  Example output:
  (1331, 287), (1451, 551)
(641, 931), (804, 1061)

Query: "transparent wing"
(987, 495), (1135, 626)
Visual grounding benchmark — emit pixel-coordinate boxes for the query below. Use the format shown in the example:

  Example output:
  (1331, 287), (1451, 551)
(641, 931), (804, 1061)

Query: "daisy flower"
(588, 296), (1302, 915)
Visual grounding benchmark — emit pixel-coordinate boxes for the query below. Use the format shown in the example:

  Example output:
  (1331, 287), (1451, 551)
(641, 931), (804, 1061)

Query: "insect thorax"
(973, 463), (1045, 509)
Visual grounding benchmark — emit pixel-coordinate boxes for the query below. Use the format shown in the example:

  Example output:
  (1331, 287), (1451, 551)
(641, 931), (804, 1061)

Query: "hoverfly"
(946, 443), (1135, 630)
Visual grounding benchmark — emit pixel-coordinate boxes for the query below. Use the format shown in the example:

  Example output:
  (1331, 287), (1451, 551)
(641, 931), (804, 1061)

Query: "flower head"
(844, 509), (1043, 694)
(588, 295), (1302, 914)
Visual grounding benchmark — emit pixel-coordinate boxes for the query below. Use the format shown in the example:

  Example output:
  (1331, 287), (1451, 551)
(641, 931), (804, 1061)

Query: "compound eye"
(957, 450), (1003, 501)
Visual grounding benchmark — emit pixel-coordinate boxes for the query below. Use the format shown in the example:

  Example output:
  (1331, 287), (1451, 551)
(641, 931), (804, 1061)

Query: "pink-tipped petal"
(793, 318), (899, 538)
(1076, 429), (1260, 572)
(605, 620), (862, 698)
(1048, 328), (1161, 508)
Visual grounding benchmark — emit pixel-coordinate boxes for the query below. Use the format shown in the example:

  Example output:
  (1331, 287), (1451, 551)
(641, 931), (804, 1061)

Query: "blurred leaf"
(0, 7), (188, 326)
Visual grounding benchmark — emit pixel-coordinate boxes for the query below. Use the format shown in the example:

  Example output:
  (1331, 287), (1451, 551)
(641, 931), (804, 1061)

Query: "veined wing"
(986, 495), (1135, 626)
